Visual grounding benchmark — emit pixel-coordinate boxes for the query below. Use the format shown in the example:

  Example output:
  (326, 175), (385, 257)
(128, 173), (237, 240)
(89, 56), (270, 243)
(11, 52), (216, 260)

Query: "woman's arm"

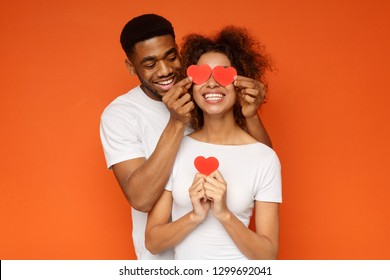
(145, 174), (210, 255)
(204, 170), (279, 259)
(218, 201), (279, 259)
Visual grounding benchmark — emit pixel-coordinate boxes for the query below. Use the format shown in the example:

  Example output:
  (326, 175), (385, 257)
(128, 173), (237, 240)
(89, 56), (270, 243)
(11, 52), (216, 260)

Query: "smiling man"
(100, 14), (272, 260)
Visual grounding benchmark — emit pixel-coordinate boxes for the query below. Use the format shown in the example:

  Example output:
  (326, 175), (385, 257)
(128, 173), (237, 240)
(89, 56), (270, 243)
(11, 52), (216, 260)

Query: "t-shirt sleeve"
(100, 113), (145, 169)
(254, 153), (282, 203)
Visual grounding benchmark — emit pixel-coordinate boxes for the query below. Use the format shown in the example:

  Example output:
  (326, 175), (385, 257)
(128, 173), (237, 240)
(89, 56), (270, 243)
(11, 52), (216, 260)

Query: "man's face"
(126, 35), (181, 100)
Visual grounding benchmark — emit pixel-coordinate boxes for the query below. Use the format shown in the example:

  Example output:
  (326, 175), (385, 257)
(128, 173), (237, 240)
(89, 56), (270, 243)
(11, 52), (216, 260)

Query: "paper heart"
(186, 64), (212, 85)
(194, 156), (219, 176)
(212, 66), (237, 87)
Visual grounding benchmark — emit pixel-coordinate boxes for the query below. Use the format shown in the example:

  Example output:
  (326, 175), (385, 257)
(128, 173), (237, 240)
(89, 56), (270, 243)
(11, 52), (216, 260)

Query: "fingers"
(162, 77), (195, 123)
(175, 92), (194, 110)
(164, 77), (193, 100)
(208, 170), (226, 183)
(234, 76), (265, 100)
(191, 171), (230, 220)
(190, 171), (227, 203)
(239, 89), (258, 104)
(234, 80), (265, 114)
(189, 173), (207, 201)
(162, 77), (192, 105)
(234, 76), (264, 91)
(203, 170), (227, 201)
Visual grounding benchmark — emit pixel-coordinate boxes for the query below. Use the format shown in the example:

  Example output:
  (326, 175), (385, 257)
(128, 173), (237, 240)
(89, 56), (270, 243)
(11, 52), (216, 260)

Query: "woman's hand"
(204, 170), (231, 221)
(189, 173), (210, 222)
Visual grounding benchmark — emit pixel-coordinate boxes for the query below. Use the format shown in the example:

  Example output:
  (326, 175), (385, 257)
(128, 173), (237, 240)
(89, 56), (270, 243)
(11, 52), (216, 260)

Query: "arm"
(145, 174), (210, 254)
(204, 170), (279, 259)
(245, 114), (272, 148)
(112, 78), (194, 212)
(234, 76), (272, 148)
(218, 201), (279, 259)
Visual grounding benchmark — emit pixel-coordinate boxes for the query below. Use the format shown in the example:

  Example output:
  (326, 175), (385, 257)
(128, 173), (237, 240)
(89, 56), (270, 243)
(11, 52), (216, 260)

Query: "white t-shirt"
(166, 136), (282, 259)
(100, 86), (191, 259)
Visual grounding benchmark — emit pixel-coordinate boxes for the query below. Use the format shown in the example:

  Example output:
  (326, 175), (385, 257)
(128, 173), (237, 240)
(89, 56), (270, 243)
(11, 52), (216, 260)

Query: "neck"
(140, 84), (162, 101)
(196, 113), (242, 144)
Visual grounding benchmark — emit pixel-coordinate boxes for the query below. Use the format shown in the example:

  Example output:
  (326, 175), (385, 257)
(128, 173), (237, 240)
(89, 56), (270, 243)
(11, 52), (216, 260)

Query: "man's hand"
(234, 76), (266, 118)
(162, 77), (194, 126)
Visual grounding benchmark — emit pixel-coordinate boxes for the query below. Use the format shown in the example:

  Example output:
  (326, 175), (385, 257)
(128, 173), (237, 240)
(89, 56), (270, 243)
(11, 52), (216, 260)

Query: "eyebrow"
(140, 47), (177, 64)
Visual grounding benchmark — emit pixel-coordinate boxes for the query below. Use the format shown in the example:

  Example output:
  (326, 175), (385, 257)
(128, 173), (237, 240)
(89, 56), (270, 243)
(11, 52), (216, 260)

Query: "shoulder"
(101, 86), (142, 120)
(234, 141), (280, 169)
(252, 142), (279, 161)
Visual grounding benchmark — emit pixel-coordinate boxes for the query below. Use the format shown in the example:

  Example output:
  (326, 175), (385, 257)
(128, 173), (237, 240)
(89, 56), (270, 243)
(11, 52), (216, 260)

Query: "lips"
(204, 93), (224, 101)
(157, 78), (174, 85)
(155, 77), (175, 90)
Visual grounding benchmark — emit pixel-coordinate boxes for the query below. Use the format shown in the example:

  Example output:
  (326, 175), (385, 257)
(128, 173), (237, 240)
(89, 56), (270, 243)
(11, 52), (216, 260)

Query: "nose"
(206, 75), (220, 88)
(156, 61), (172, 77)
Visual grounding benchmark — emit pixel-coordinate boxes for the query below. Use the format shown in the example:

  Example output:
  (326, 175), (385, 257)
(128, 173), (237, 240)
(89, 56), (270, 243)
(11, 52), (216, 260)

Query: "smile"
(204, 93), (224, 101)
(155, 77), (175, 90)
(157, 78), (174, 85)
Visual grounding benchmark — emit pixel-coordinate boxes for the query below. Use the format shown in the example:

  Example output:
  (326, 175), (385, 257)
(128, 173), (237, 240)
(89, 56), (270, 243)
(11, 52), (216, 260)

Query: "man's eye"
(167, 56), (177, 62)
(144, 63), (155, 69)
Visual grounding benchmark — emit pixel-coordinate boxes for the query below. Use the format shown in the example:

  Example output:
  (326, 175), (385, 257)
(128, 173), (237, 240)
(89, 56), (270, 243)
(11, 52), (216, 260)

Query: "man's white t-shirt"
(100, 86), (191, 259)
(166, 136), (282, 259)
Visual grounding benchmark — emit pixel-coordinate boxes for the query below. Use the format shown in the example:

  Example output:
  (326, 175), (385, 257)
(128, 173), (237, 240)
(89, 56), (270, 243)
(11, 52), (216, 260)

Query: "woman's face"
(192, 52), (237, 117)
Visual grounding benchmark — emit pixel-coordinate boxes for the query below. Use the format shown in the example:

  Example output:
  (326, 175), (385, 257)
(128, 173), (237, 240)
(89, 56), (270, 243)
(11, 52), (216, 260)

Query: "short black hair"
(120, 14), (175, 58)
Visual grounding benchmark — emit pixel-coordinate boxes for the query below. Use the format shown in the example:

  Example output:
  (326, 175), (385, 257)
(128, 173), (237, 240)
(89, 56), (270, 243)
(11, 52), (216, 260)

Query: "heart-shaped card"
(194, 156), (219, 176)
(212, 66), (237, 87)
(187, 64), (237, 86)
(186, 64), (212, 85)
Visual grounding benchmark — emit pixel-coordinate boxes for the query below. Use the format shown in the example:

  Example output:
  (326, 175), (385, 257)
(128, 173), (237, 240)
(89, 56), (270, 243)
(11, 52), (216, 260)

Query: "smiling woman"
(182, 26), (272, 131)
(145, 26), (281, 260)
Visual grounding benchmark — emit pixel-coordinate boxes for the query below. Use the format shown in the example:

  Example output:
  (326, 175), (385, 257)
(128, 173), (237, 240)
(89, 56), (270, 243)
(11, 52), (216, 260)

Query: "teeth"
(158, 79), (173, 85)
(204, 93), (223, 100)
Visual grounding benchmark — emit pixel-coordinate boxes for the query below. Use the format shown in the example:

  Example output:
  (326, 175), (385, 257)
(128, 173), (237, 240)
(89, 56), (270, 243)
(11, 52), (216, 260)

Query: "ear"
(124, 59), (136, 76)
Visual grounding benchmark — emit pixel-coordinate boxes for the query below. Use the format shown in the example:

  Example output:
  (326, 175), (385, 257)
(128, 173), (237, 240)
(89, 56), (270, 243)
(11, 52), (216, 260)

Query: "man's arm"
(112, 78), (194, 212)
(245, 114), (272, 148)
(234, 76), (272, 148)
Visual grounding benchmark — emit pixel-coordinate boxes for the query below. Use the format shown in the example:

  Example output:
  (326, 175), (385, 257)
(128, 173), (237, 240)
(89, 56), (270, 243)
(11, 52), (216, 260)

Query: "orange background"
(1, 0), (389, 260)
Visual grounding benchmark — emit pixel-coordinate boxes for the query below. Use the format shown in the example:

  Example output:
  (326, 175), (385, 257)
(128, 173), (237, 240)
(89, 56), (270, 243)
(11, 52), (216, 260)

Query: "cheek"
(226, 86), (238, 101)
(193, 94), (203, 106)
(192, 86), (202, 101)
(137, 69), (153, 81)
(171, 59), (181, 69)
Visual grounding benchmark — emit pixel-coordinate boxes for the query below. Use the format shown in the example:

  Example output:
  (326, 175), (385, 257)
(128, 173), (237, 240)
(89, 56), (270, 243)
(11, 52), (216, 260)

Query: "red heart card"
(194, 156), (219, 176)
(186, 64), (212, 85)
(212, 66), (237, 87)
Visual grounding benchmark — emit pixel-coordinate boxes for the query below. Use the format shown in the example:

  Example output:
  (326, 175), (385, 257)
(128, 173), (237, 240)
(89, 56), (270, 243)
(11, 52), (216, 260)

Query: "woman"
(145, 26), (282, 259)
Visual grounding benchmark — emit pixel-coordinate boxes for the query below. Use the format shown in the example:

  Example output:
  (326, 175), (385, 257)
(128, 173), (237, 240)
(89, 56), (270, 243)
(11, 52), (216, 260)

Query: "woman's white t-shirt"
(166, 136), (282, 259)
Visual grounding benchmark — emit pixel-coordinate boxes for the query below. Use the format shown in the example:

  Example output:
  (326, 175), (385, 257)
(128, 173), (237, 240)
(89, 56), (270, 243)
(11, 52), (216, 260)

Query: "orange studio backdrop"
(1, 0), (389, 259)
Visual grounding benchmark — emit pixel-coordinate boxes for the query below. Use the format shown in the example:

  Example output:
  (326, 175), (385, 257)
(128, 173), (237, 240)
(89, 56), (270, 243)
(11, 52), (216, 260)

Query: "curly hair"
(180, 26), (272, 130)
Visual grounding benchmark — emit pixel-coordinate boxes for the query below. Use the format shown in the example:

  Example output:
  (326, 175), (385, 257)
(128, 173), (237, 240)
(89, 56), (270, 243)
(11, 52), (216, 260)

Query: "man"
(100, 14), (272, 259)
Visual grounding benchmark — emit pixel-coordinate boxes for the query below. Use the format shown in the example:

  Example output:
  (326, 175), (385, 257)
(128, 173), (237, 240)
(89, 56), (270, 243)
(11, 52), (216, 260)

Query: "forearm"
(245, 114), (272, 148)
(146, 211), (200, 255)
(219, 212), (278, 259)
(125, 119), (186, 211)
